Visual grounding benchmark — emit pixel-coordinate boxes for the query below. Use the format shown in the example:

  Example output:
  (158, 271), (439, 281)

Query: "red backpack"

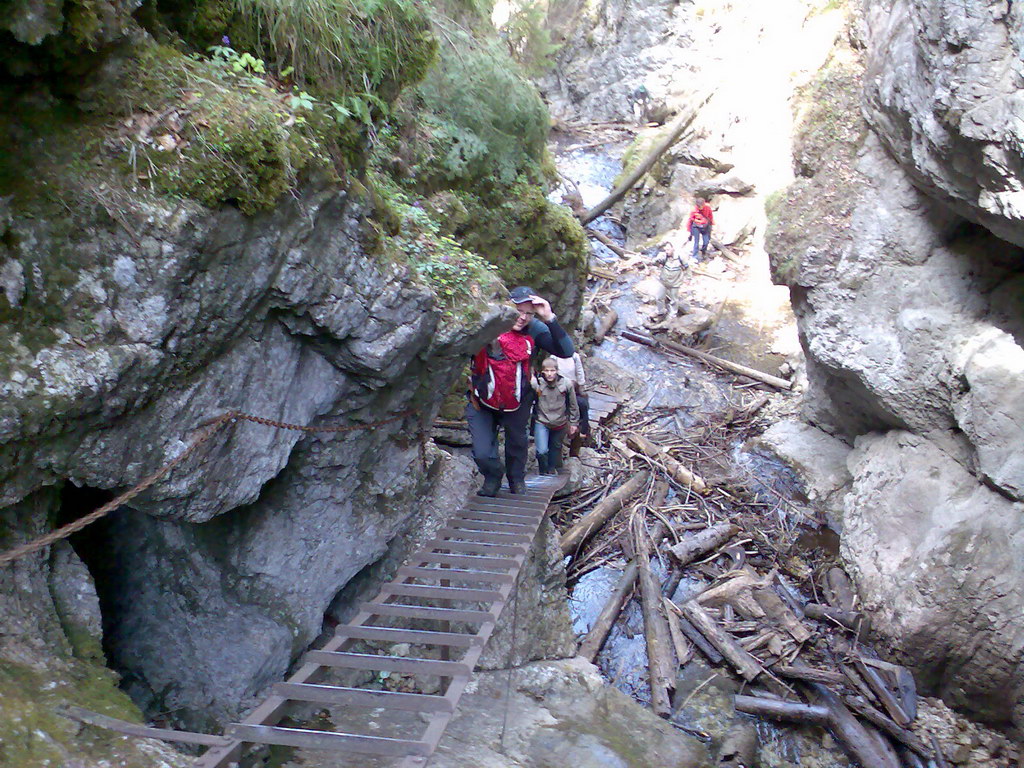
(471, 331), (535, 411)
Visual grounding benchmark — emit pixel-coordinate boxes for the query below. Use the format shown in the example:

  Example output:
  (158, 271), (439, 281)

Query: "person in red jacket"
(687, 197), (714, 261)
(466, 286), (575, 496)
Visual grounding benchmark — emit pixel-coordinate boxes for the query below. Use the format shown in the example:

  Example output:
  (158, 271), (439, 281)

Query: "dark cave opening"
(55, 481), (136, 693)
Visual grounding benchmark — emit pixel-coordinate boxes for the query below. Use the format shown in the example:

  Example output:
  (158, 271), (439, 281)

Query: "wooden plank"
(414, 552), (520, 570)
(304, 651), (472, 677)
(62, 706), (232, 747)
(273, 683), (455, 713)
(395, 566), (515, 585)
(423, 538), (527, 556)
(382, 583), (504, 603)
(458, 510), (540, 524)
(435, 527), (533, 544)
(226, 724), (431, 756)
(448, 517), (534, 533)
(334, 625), (482, 648)
(360, 602), (496, 624)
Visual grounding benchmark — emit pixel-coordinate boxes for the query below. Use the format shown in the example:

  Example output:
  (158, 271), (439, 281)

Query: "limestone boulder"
(841, 430), (1024, 728)
(862, 0), (1024, 247)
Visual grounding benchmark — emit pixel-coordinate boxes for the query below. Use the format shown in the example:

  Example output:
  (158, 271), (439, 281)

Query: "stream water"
(553, 140), (852, 766)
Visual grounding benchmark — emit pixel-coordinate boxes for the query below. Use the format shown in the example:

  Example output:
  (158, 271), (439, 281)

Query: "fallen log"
(843, 696), (931, 759)
(577, 563), (638, 662)
(664, 599), (724, 664)
(668, 523), (739, 566)
(733, 695), (831, 725)
(804, 683), (902, 768)
(663, 596), (694, 666)
(626, 433), (708, 492)
(632, 514), (675, 718)
(854, 656), (911, 727)
(803, 603), (870, 635)
(773, 665), (846, 687)
(560, 471), (650, 555)
(679, 601), (765, 682)
(594, 308), (619, 344)
(587, 228), (632, 258)
(708, 237), (742, 264)
(655, 336), (792, 390)
(589, 265), (619, 281)
(581, 94), (710, 224)
(862, 657), (918, 721)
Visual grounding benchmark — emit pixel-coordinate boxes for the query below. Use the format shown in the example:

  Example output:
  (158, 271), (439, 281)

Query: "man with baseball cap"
(467, 286), (575, 496)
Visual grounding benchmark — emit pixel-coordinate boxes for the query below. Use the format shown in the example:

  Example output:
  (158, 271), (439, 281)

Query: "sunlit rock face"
(765, 0), (1024, 732)
(862, 0), (1024, 247)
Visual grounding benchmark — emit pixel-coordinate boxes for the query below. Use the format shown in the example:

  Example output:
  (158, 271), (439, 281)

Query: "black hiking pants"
(465, 392), (533, 485)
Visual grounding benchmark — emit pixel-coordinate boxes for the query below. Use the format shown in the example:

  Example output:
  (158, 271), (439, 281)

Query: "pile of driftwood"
(554, 402), (970, 768)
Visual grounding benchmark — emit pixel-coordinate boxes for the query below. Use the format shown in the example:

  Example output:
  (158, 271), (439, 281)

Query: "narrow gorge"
(0, 1), (1021, 767)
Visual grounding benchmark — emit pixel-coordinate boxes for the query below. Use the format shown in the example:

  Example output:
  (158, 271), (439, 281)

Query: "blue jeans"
(534, 422), (567, 467)
(690, 224), (710, 259)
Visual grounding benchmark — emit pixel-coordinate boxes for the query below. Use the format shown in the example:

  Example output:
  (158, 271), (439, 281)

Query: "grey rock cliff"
(768, 1), (1024, 732)
(0, 174), (511, 729)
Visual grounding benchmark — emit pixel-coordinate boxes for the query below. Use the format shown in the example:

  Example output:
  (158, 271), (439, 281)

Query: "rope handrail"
(0, 409), (411, 566)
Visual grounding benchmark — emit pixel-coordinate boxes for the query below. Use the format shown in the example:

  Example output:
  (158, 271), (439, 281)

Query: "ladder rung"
(425, 538), (527, 555)
(362, 602), (496, 623)
(471, 497), (548, 509)
(273, 682), (454, 712)
(382, 583), (504, 603)
(396, 566), (515, 584)
(449, 517), (534, 532)
(334, 624), (481, 647)
(414, 552), (519, 569)
(226, 724), (432, 756)
(304, 650), (472, 677)
(435, 527), (533, 545)
(457, 510), (541, 525)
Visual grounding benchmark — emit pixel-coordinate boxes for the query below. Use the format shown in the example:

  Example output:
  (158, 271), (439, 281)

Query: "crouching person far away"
(466, 286), (575, 496)
(532, 357), (579, 475)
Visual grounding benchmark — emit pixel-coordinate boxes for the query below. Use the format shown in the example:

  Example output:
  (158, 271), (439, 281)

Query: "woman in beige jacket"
(531, 357), (579, 474)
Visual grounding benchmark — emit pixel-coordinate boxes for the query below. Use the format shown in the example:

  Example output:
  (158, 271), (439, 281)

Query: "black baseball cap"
(508, 286), (536, 303)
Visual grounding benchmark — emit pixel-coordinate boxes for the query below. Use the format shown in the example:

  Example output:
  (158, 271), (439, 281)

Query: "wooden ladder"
(195, 473), (565, 768)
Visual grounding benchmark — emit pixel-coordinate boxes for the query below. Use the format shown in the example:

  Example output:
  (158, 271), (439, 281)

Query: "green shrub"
(414, 25), (548, 185)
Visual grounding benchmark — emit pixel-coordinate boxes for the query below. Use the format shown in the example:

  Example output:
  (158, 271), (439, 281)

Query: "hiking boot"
(477, 475), (501, 497)
(536, 453), (549, 475)
(508, 478), (526, 494)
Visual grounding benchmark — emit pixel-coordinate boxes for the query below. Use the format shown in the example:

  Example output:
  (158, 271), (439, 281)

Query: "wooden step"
(334, 624), (482, 648)
(448, 517), (534, 533)
(435, 527), (533, 545)
(413, 552), (519, 570)
(273, 682), (454, 712)
(361, 602), (496, 624)
(395, 566), (515, 584)
(382, 583), (504, 603)
(304, 650), (472, 677)
(226, 724), (431, 756)
(424, 538), (527, 556)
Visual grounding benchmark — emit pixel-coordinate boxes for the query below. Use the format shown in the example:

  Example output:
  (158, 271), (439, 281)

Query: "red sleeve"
(686, 210), (696, 227)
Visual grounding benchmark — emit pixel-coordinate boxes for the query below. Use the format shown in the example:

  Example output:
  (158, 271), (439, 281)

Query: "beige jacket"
(531, 375), (579, 428)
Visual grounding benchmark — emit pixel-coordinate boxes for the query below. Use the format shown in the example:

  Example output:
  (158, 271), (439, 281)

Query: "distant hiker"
(629, 84), (651, 124)
(656, 241), (687, 319)
(687, 197), (714, 260)
(556, 351), (590, 447)
(531, 357), (579, 475)
(467, 287), (574, 496)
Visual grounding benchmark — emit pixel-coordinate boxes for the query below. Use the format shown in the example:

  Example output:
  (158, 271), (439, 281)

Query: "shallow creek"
(552, 139), (851, 765)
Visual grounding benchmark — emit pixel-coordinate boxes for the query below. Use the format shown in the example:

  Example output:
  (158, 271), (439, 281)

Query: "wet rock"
(659, 307), (714, 342)
(841, 430), (1024, 728)
(478, 518), (577, 670)
(431, 658), (710, 768)
(695, 175), (756, 199)
(750, 420), (851, 528)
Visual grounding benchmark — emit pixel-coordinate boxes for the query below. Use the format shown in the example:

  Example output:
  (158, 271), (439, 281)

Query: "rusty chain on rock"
(0, 409), (412, 566)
